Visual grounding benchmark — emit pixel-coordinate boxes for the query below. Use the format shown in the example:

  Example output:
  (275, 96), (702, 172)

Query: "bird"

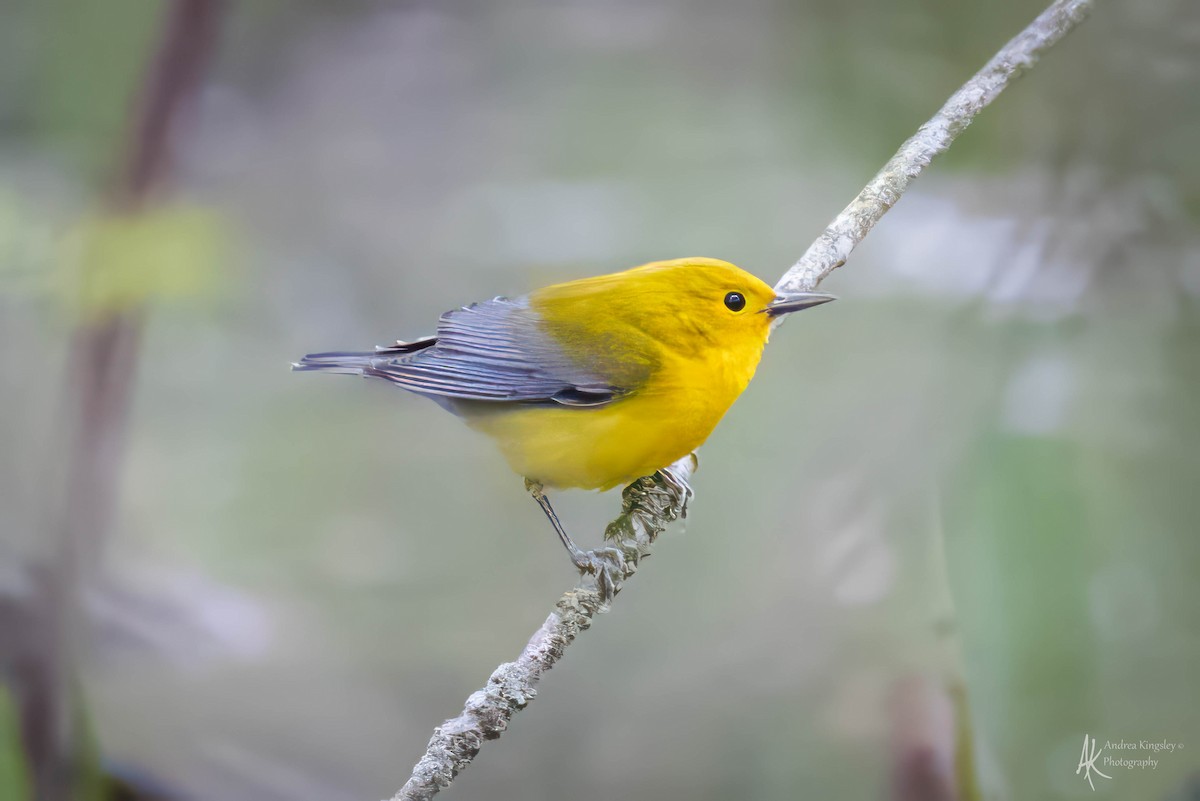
(294, 257), (833, 582)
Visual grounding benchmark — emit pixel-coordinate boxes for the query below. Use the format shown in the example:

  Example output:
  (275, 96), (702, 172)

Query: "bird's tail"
(292, 337), (437, 376)
(291, 350), (380, 376)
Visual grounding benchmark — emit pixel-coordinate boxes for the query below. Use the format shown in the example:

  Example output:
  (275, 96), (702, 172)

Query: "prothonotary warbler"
(295, 257), (833, 579)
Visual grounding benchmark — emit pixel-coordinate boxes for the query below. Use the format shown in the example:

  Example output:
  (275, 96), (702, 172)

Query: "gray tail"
(292, 337), (437, 376)
(292, 350), (380, 376)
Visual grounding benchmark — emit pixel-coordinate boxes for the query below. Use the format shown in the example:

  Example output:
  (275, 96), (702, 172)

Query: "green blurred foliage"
(63, 206), (229, 319)
(25, 0), (163, 187)
(0, 687), (31, 801)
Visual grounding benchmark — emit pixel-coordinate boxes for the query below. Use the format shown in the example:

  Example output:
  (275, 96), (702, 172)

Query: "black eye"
(724, 291), (746, 312)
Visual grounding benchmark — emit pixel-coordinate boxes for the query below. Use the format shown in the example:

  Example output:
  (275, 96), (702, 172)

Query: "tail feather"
(292, 350), (379, 375)
(292, 336), (436, 376)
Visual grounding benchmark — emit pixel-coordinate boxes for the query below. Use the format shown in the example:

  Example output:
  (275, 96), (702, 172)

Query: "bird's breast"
(647, 344), (763, 434)
(459, 343), (763, 491)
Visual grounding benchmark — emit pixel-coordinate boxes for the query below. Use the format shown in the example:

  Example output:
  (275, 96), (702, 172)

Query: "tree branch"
(391, 1), (1094, 798)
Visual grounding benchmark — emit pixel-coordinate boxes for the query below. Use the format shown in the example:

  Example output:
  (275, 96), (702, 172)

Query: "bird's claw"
(572, 546), (628, 603)
(657, 460), (695, 519)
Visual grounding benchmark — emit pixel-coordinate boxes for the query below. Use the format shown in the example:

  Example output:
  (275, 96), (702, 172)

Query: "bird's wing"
(365, 297), (626, 407)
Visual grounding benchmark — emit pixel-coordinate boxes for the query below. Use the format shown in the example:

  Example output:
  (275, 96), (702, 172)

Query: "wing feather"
(369, 297), (625, 406)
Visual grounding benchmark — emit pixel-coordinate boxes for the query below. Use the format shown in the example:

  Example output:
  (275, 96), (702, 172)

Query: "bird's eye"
(724, 291), (746, 312)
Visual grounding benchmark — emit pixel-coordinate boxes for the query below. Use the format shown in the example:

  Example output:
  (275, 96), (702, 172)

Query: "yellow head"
(531, 257), (831, 364)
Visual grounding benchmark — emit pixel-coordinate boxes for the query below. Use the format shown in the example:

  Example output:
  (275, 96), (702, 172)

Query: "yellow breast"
(459, 344), (763, 490)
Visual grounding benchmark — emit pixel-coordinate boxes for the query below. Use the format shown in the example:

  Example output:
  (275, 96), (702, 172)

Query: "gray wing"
(365, 297), (624, 407)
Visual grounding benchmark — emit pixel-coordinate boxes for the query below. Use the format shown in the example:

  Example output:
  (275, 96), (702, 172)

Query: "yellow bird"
(295, 257), (833, 572)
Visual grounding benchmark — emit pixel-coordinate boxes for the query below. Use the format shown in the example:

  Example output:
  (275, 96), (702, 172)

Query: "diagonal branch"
(391, 1), (1095, 798)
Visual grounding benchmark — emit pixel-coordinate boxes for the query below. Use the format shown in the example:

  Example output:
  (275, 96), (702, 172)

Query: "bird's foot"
(657, 456), (696, 519)
(571, 546), (628, 604)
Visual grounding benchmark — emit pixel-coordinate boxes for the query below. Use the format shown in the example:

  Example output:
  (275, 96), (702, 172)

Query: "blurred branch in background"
(887, 674), (959, 801)
(18, 2), (223, 800)
(393, 1), (1095, 799)
(887, 501), (985, 801)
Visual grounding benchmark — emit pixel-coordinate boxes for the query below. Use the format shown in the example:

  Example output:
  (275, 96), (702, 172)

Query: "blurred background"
(2, 0), (1198, 799)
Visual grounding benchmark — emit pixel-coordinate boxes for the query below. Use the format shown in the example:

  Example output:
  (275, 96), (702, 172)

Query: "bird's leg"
(525, 478), (589, 565)
(525, 479), (626, 600)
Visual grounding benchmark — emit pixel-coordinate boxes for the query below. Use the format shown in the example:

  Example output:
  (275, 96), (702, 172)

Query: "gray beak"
(764, 291), (837, 317)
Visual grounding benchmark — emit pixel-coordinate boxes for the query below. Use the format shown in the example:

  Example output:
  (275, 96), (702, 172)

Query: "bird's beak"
(763, 291), (837, 317)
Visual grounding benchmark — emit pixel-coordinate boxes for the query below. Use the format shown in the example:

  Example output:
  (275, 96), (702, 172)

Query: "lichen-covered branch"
(775, 0), (1095, 295)
(392, 456), (696, 801)
(391, 1), (1095, 798)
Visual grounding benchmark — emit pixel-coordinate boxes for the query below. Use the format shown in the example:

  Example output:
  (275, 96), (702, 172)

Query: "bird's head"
(603, 257), (834, 355)
(530, 257), (834, 377)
